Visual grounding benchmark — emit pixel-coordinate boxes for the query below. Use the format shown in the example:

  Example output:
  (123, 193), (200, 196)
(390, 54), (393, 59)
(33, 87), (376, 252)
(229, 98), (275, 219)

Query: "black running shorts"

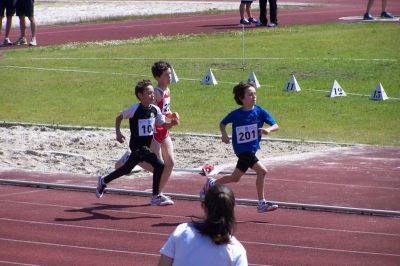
(0, 0), (16, 17)
(236, 152), (259, 173)
(15, 0), (34, 17)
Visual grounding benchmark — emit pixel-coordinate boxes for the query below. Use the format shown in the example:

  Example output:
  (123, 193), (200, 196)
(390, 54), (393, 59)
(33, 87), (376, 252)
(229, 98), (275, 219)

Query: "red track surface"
(0, 0), (399, 48)
(1, 0), (400, 265)
(1, 145), (399, 265)
(1, 185), (399, 266)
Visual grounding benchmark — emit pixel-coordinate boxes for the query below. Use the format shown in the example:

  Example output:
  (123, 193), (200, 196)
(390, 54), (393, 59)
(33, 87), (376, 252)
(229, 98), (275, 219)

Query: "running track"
(1, 0), (400, 265)
(0, 0), (399, 47)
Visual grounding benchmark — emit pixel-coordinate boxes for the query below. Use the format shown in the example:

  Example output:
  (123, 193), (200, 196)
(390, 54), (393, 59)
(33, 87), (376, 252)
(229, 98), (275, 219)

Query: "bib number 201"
(236, 124), (258, 144)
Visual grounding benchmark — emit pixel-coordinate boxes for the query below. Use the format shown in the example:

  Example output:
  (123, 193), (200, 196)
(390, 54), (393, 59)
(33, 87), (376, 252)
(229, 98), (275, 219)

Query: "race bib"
(138, 118), (155, 136)
(236, 124), (258, 144)
(162, 97), (171, 114)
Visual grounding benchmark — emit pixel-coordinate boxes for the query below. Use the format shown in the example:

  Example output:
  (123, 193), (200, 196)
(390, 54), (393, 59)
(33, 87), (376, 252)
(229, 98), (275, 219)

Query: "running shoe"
(3, 38), (13, 45)
(248, 17), (258, 24)
(267, 23), (278, 28)
(257, 201), (278, 213)
(255, 22), (267, 27)
(199, 177), (215, 201)
(151, 194), (174, 206)
(14, 37), (27, 45)
(95, 176), (107, 198)
(363, 12), (374, 20)
(381, 11), (394, 19)
(240, 18), (251, 25)
(201, 164), (215, 176)
(29, 38), (37, 46)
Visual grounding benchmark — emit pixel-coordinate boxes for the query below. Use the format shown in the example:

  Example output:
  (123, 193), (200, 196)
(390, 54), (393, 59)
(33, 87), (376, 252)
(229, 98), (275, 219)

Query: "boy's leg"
(103, 154), (140, 184)
(5, 16), (12, 38)
(258, 0), (267, 25)
(245, 3), (252, 18)
(381, 0), (388, 13)
(366, 0), (374, 13)
(215, 168), (245, 185)
(268, 0), (278, 24)
(251, 161), (268, 201)
(137, 138), (161, 173)
(18, 16), (25, 38)
(142, 152), (164, 196)
(28, 16), (36, 38)
(158, 136), (174, 192)
(251, 161), (278, 212)
(239, 3), (245, 19)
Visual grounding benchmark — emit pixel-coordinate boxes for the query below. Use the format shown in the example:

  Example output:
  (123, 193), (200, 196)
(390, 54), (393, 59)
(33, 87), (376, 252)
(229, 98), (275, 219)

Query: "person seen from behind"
(158, 184), (248, 266)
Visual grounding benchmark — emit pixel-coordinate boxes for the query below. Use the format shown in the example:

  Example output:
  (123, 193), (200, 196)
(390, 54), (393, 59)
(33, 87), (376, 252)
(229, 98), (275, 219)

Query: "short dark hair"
(151, 60), (171, 78)
(193, 184), (236, 245)
(134, 80), (152, 99)
(233, 81), (256, 105)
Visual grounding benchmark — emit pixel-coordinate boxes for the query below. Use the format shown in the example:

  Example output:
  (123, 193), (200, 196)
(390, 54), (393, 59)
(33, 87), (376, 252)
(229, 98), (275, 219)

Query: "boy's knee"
(231, 175), (242, 183)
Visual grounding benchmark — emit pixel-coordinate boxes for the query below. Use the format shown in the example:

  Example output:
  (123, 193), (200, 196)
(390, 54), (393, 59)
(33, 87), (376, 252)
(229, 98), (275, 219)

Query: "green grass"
(0, 23), (399, 145)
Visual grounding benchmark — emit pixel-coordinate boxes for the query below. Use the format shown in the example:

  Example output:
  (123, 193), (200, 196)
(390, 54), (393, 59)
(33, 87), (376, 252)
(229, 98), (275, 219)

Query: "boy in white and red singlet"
(139, 61), (179, 203)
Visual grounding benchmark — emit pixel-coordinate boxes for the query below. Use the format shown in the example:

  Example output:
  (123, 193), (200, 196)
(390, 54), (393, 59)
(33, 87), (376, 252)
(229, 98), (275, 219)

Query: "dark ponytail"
(193, 184), (236, 245)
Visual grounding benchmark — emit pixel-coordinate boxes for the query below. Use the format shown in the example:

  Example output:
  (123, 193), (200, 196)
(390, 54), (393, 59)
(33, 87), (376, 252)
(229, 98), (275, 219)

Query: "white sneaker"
(3, 38), (13, 45)
(151, 194), (174, 206)
(257, 201), (278, 213)
(95, 176), (107, 198)
(29, 38), (37, 46)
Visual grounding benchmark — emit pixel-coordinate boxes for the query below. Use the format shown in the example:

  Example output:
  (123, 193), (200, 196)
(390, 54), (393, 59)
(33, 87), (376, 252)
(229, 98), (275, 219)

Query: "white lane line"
(268, 178), (400, 191)
(0, 217), (169, 237)
(1, 199), (398, 237)
(0, 260), (42, 266)
(0, 189), (49, 198)
(242, 240), (400, 257)
(29, 57), (398, 62)
(0, 237), (159, 257)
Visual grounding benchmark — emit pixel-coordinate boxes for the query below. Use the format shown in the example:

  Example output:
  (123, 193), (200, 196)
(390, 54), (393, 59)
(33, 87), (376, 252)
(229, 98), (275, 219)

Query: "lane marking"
(29, 57), (398, 62)
(0, 237), (159, 257)
(1, 200), (399, 237)
(0, 261), (42, 266)
(0, 217), (169, 237)
(242, 240), (400, 257)
(0, 189), (49, 198)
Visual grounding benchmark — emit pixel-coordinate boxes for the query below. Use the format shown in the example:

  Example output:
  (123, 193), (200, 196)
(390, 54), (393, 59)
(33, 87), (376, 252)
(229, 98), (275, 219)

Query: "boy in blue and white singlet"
(200, 81), (279, 213)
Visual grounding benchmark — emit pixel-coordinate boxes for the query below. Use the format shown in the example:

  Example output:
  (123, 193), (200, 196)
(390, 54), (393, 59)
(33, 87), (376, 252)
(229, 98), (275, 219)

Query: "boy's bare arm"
(115, 113), (125, 143)
(220, 123), (230, 144)
(259, 123), (279, 135)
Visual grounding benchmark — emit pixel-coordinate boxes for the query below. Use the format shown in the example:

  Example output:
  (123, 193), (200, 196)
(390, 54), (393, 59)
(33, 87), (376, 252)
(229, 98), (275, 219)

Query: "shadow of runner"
(55, 203), (160, 222)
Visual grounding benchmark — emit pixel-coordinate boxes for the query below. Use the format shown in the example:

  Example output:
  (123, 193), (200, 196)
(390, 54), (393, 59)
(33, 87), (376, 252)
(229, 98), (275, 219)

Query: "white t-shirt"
(160, 223), (248, 266)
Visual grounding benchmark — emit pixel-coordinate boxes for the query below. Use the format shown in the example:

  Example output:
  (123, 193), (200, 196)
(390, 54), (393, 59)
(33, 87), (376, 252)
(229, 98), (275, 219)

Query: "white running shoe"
(151, 194), (174, 206)
(29, 38), (37, 46)
(3, 38), (13, 45)
(95, 176), (107, 198)
(257, 201), (278, 213)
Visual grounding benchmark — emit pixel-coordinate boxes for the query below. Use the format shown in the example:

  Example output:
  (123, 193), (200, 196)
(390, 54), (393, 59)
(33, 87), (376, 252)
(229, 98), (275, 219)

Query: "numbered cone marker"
(170, 66), (179, 83)
(201, 69), (218, 85)
(329, 80), (347, 98)
(369, 82), (388, 101)
(248, 72), (261, 88)
(283, 75), (301, 92)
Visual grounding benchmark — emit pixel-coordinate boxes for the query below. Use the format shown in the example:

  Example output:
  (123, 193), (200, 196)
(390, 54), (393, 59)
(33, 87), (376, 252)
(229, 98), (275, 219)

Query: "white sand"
(0, 124), (343, 176)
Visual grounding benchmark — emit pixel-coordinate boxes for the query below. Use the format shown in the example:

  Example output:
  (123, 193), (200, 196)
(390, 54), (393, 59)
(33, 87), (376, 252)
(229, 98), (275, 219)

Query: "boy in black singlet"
(95, 80), (179, 206)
